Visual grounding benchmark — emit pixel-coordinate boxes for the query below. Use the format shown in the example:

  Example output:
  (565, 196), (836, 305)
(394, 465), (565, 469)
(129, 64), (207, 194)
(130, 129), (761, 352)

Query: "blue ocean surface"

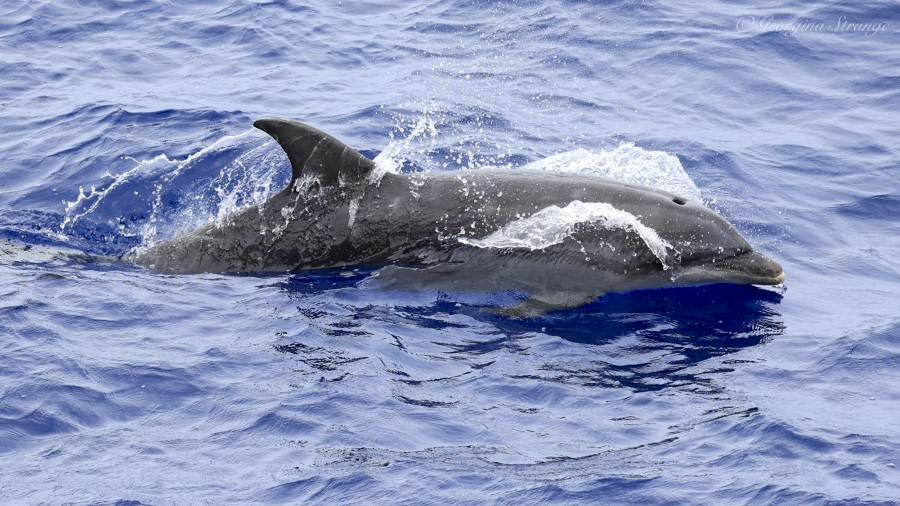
(1, 0), (898, 503)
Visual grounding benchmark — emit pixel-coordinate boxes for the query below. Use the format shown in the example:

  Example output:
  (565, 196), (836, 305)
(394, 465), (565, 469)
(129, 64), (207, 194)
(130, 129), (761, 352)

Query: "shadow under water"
(273, 269), (785, 393)
(493, 283), (785, 347)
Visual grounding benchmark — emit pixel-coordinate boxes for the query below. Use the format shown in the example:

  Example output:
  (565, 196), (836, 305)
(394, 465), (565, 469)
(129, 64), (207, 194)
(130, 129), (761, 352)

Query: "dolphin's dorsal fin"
(253, 118), (375, 191)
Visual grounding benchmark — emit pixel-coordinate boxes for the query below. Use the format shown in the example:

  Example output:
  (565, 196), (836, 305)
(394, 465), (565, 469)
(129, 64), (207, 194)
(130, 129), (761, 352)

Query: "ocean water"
(1, 0), (898, 503)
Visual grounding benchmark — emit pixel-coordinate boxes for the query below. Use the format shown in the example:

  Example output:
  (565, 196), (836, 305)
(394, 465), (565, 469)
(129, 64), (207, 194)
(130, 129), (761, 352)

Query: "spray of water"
(60, 130), (289, 249)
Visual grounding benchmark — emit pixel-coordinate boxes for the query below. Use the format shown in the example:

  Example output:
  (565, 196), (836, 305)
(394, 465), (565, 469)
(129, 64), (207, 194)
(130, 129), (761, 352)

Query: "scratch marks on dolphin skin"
(348, 198), (360, 228)
(299, 136), (325, 177)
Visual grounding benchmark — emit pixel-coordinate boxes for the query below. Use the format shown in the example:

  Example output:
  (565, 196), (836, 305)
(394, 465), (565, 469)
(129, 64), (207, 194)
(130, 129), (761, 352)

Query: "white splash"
(61, 129), (289, 248)
(459, 200), (674, 269)
(211, 136), (285, 226)
(59, 154), (163, 233)
(370, 115), (438, 183)
(522, 145), (702, 202)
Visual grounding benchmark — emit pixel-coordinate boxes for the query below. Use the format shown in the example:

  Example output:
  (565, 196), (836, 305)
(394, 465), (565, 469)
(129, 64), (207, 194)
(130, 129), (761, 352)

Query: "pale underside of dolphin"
(128, 119), (784, 315)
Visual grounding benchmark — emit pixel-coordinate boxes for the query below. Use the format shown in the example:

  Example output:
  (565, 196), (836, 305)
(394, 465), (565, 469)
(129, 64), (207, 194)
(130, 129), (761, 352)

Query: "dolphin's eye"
(672, 197), (687, 205)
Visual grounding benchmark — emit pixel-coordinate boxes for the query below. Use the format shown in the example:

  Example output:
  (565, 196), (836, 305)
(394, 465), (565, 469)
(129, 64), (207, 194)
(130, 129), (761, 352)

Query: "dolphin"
(129, 119), (784, 314)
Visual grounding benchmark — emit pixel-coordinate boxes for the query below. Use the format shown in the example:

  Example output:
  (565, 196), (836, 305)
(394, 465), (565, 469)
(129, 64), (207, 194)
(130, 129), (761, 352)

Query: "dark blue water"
(2, 1), (899, 502)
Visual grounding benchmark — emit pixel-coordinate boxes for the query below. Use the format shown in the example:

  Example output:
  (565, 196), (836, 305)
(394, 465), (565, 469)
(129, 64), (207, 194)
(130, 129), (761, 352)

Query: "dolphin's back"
(351, 169), (749, 264)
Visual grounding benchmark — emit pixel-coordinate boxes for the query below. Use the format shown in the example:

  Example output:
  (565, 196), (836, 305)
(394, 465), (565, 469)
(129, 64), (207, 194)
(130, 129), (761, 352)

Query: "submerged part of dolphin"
(128, 119), (784, 313)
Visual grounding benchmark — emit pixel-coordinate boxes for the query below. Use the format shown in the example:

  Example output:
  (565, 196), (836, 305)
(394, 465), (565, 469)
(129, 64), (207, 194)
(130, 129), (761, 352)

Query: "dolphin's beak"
(676, 250), (785, 286)
(711, 250), (785, 285)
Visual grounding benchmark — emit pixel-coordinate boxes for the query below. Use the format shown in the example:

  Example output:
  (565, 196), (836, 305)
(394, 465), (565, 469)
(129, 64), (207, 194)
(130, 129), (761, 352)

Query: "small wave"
(458, 200), (674, 269)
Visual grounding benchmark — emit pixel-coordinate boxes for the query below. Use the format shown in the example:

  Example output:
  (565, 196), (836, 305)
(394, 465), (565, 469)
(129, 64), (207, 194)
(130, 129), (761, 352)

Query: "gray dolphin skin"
(129, 119), (784, 313)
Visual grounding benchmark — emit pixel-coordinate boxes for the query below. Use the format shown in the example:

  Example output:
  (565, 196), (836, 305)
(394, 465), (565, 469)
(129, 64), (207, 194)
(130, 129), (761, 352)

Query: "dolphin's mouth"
(677, 250), (785, 286)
